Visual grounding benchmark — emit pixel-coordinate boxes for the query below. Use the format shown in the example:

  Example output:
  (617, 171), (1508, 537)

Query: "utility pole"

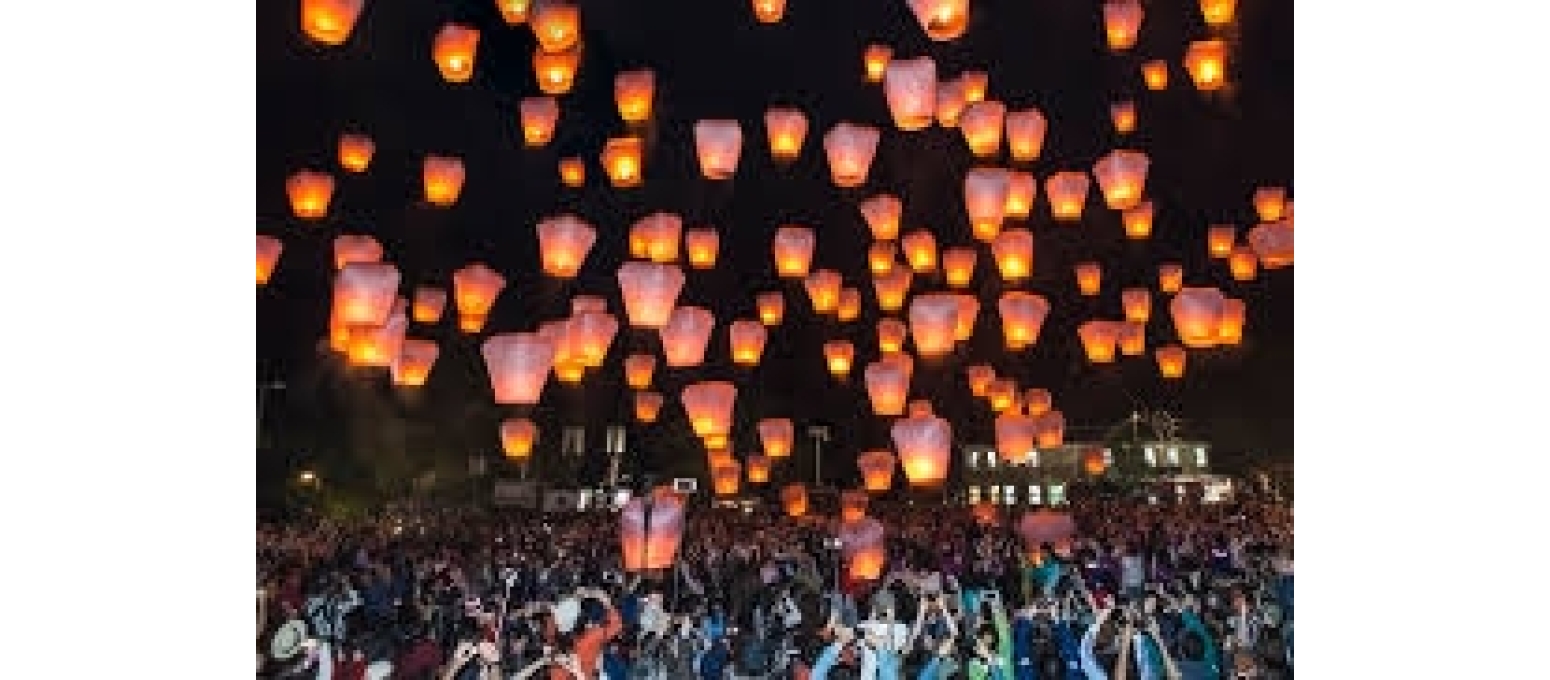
(807, 425), (830, 489)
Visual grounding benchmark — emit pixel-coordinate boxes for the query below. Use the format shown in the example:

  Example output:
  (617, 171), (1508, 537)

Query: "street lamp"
(807, 425), (831, 489)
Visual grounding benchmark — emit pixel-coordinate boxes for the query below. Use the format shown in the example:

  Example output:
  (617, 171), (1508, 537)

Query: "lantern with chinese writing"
(857, 450), (896, 492)
(453, 263), (505, 333)
(782, 484), (808, 517)
(617, 262), (685, 328)
(838, 288), (862, 321)
(286, 170), (334, 220)
(631, 212), (682, 263)
(1170, 287), (1227, 348)
(333, 262), (400, 328)
(804, 269), (843, 314)
(1185, 40), (1227, 92)
(1142, 60), (1169, 90)
(765, 107), (807, 162)
(257, 235), (283, 286)
(614, 69), (654, 123)
(1158, 263), (1184, 293)
(660, 306), (715, 367)
(301, 0), (364, 45)
(391, 338), (438, 387)
(1208, 225), (1235, 258)
(1118, 321), (1146, 356)
(1200, 0), (1237, 26)
(859, 194), (903, 241)
(759, 418), (795, 458)
(433, 24), (480, 83)
(823, 123), (881, 188)
(602, 136), (644, 188)
(533, 46), (580, 94)
(1074, 262), (1102, 296)
(864, 44), (892, 82)
(483, 333), (556, 405)
(757, 291), (785, 326)
(1024, 388), (1052, 417)
(422, 155), (466, 206)
(685, 229), (719, 269)
(996, 411), (1037, 464)
(531, 1), (580, 52)
(519, 96), (559, 147)
(906, 0), (970, 41)
(991, 229), (1034, 283)
(864, 356), (911, 416)
(942, 247), (976, 288)
(1124, 201), (1154, 239)
(1229, 246), (1258, 281)
(1155, 345), (1186, 378)
(909, 294), (961, 358)
(998, 291), (1050, 350)
(1111, 101), (1137, 134)
(893, 414), (952, 487)
(620, 488), (685, 571)
(824, 340), (855, 378)
(500, 418), (538, 459)
(965, 167), (1010, 241)
(625, 353), (656, 390)
(558, 157), (585, 187)
(333, 234), (383, 271)
(1005, 171), (1036, 219)
(900, 230), (938, 274)
(412, 287), (446, 324)
(537, 214), (595, 278)
(1218, 298), (1246, 345)
(1006, 108), (1048, 162)
(1102, 0), (1144, 51)
(1093, 150), (1149, 210)
(1045, 172), (1089, 221)
(1248, 221), (1294, 268)
(772, 226), (816, 278)
(728, 319), (767, 366)
(960, 101), (1006, 157)
(635, 391), (664, 422)
(884, 57), (938, 131)
(873, 268), (912, 312)
(338, 133), (374, 172)
(681, 381), (737, 439)
(1078, 321), (1121, 363)
(694, 119), (743, 180)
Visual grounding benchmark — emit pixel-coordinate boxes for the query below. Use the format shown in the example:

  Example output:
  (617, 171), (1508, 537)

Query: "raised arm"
(811, 640), (847, 680)
(1080, 606), (1113, 680)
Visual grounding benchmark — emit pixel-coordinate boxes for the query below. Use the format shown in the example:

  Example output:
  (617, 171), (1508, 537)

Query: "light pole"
(257, 381), (287, 448)
(807, 425), (830, 490)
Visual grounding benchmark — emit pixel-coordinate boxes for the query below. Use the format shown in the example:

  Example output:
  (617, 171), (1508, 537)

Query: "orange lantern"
(346, 308), (407, 368)
(908, 293), (961, 358)
(619, 488), (685, 571)
(751, 0), (786, 22)
(1092, 149), (1149, 210)
(1083, 450), (1108, 476)
(1102, 0), (1144, 51)
(985, 231), (1035, 287)
(602, 136), (644, 187)
(1078, 320), (1121, 363)
(868, 241), (897, 276)
(1111, 101), (1137, 134)
(1045, 172), (1090, 221)
(286, 170), (335, 220)
(772, 225), (816, 278)
(942, 247), (976, 288)
(1123, 201), (1154, 239)
(757, 291), (785, 326)
(498, 0), (531, 24)
(1005, 171), (1036, 219)
(1200, 0), (1237, 26)
(333, 234), (383, 271)
(616, 261), (685, 328)
(863, 320), (899, 358)
(764, 107), (808, 162)
(410, 287), (446, 324)
(337, 133), (374, 172)
(681, 381), (737, 439)
(432, 24), (480, 83)
(531, 1), (581, 53)
(614, 69), (655, 123)
(782, 484), (809, 517)
(1254, 187), (1288, 223)
(483, 333), (556, 405)
(998, 291), (1050, 350)
(257, 235), (283, 286)
(884, 57), (938, 131)
(805, 269), (843, 314)
(873, 268), (912, 312)
(987, 379), (1017, 412)
(1141, 60), (1169, 90)
(694, 120), (743, 180)
(759, 418), (795, 458)
(859, 194), (903, 241)
(569, 311), (618, 368)
(960, 70), (989, 102)
(1118, 321), (1146, 356)
(631, 212), (682, 263)
(333, 262), (401, 328)
(1185, 40), (1228, 92)
(996, 411), (1037, 463)
(823, 122), (881, 188)
(838, 287), (863, 321)
(1208, 225), (1236, 258)
(935, 78), (968, 128)
(959, 101), (1006, 157)
(1074, 262), (1102, 296)
(1229, 246), (1258, 281)
(840, 518), (887, 581)
(706, 447), (733, 468)
(660, 306), (716, 367)
(746, 454), (772, 484)
(1218, 298), (1246, 346)
(1024, 388), (1052, 417)
(301, 0), (364, 45)
(972, 502), (999, 526)
(453, 263), (505, 332)
(391, 338), (439, 386)
(1035, 410), (1066, 448)
(857, 450), (897, 492)
(684, 229), (719, 269)
(1248, 220), (1294, 268)
(861, 43), (894, 83)
(965, 167), (1011, 241)
(892, 413), (952, 487)
(711, 462), (741, 496)
(635, 391), (664, 422)
(1171, 287), (1227, 348)
(519, 96), (559, 147)
(422, 155), (466, 206)
(536, 214), (596, 278)
(558, 157), (586, 187)
(840, 490), (870, 523)
(900, 231), (938, 274)
(824, 340), (855, 378)
(864, 355), (911, 416)
(906, 0), (970, 41)
(952, 294), (979, 342)
(966, 364), (996, 397)
(1121, 288), (1152, 324)
(533, 45), (581, 94)
(1155, 345), (1187, 378)
(1158, 263), (1184, 293)
(1005, 108), (1048, 162)
(728, 319), (768, 366)
(624, 353), (656, 390)
(500, 418), (538, 459)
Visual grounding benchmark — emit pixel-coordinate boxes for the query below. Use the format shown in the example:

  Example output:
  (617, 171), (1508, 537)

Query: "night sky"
(257, 0), (1292, 494)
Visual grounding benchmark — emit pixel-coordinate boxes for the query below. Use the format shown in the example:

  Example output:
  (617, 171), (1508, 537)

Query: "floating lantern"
(684, 229), (719, 269)
(1035, 410), (1065, 448)
(660, 306), (715, 367)
(998, 291), (1050, 350)
(711, 462), (741, 496)
(1078, 321), (1121, 363)
(782, 484), (808, 517)
(772, 225), (816, 278)
(681, 381), (737, 439)
(909, 294), (961, 357)
(558, 157), (585, 187)
(635, 391), (664, 422)
(500, 418), (538, 459)
(1185, 40), (1227, 92)
(859, 194), (903, 241)
(619, 488), (685, 571)
(936, 78), (968, 128)
(942, 248), (976, 288)
(519, 97), (559, 147)
(863, 44), (892, 82)
(991, 229), (1034, 283)
(337, 133), (374, 172)
(497, 0), (531, 24)
(824, 340), (855, 378)
(1074, 262), (1102, 296)
(759, 418), (795, 458)
(1208, 225), (1236, 258)
(873, 268), (912, 312)
(334, 263), (400, 328)
(286, 170), (334, 220)
(805, 269), (843, 314)
(453, 263), (505, 332)
(752, 0), (786, 24)
(333, 234), (383, 271)
(864, 356), (911, 416)
(965, 167), (1011, 241)
(391, 338), (438, 387)
(346, 309), (408, 368)
(1102, 0), (1144, 51)
(301, 0), (364, 45)
(1005, 108), (1048, 162)
(422, 155), (466, 206)
(960, 71), (989, 102)
(1092, 150), (1149, 210)
(1218, 298), (1246, 345)
(757, 291), (785, 325)
(877, 317), (907, 354)
(257, 235), (283, 285)
(536, 214), (596, 278)
(1156, 345), (1186, 378)
(892, 414), (952, 487)
(433, 24), (480, 83)
(1248, 221), (1294, 268)
(952, 294), (979, 342)
(996, 411), (1037, 464)
(1123, 201), (1154, 239)
(1199, 0), (1237, 26)
(1170, 287), (1227, 348)
(1122, 288), (1151, 323)
(1024, 388), (1052, 417)
(617, 262), (685, 328)
(614, 69), (655, 123)
(531, 1), (580, 53)
(728, 319), (768, 366)
(1159, 263), (1184, 293)
(569, 311), (618, 368)
(1045, 172), (1090, 221)
(765, 107), (807, 162)
(868, 241), (897, 276)
(1254, 186), (1288, 222)
(1229, 246), (1258, 281)
(835, 287), (862, 321)
(602, 136), (644, 188)
(483, 333), (556, 405)
(966, 364), (996, 397)
(884, 57), (938, 131)
(988, 379), (1017, 412)
(631, 212), (682, 263)
(746, 455), (772, 484)
(533, 46), (581, 94)
(858, 450), (897, 492)
(823, 122), (881, 188)
(694, 119), (743, 180)
(1118, 321), (1146, 356)
(840, 490), (870, 523)
(1005, 171), (1036, 219)
(1142, 60), (1169, 90)
(840, 517), (887, 580)
(901, 230), (938, 273)
(906, 0), (970, 42)
(412, 287), (446, 324)
(959, 101), (1006, 157)
(572, 296), (608, 315)
(625, 353), (656, 390)
(1111, 101), (1137, 134)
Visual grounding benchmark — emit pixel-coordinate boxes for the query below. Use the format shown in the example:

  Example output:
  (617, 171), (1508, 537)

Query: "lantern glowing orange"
(1248, 221), (1294, 268)
(569, 311), (618, 368)
(624, 353), (656, 390)
(1082, 449), (1108, 476)
(301, 0), (364, 45)
(751, 0), (786, 22)
(617, 262), (685, 328)
(613, 69), (655, 123)
(411, 287), (446, 324)
(631, 212), (682, 263)
(1171, 287), (1227, 348)
(635, 391), (664, 422)
(681, 381), (737, 439)
(660, 306), (715, 367)
(1229, 246), (1258, 281)
(1121, 288), (1152, 324)
(432, 24), (480, 83)
(989, 229), (1034, 284)
(453, 263), (505, 331)
(1078, 321), (1121, 363)
(1199, 0), (1237, 26)
(1102, 0), (1144, 51)
(1159, 263), (1184, 293)
(533, 46), (580, 94)
(728, 319), (767, 366)
(841, 518), (887, 581)
(857, 450), (897, 492)
(764, 107), (807, 162)
(1119, 321), (1146, 356)
(900, 231), (938, 274)
(711, 462), (741, 496)
(960, 101), (1006, 157)
(952, 294), (979, 342)
(536, 214), (596, 278)
(935, 78), (968, 128)
(346, 309), (407, 368)
(1074, 262), (1102, 296)
(868, 242), (897, 276)
(497, 0), (531, 24)
(1218, 298), (1246, 345)
(859, 194), (903, 241)
(960, 70), (989, 102)
(1006, 108), (1048, 162)
(972, 502), (999, 526)
(1111, 101), (1137, 134)
(602, 136), (644, 187)
(909, 293), (961, 358)
(823, 123), (881, 188)
(942, 248), (976, 288)
(759, 418), (795, 458)
(1024, 388), (1052, 417)
(996, 411), (1037, 463)
(782, 484), (808, 517)
(558, 157), (586, 187)
(1142, 60), (1169, 90)
(1005, 171), (1036, 219)
(705, 446), (733, 468)
(1123, 201), (1154, 239)
(863, 44), (892, 82)
(1093, 150), (1149, 210)
(757, 291), (785, 326)
(531, 1), (580, 53)
(500, 418), (538, 459)
(338, 133), (374, 172)
(745, 454), (772, 484)
(988, 379), (1017, 412)
(391, 338), (438, 386)
(1208, 225), (1236, 258)
(965, 167), (1011, 241)
(998, 291), (1050, 350)
(333, 234), (383, 271)
(824, 340), (855, 378)
(694, 119), (743, 180)
(684, 229), (719, 269)
(907, 0), (970, 42)
(422, 155), (466, 206)
(873, 268), (912, 312)
(483, 333), (556, 405)
(893, 414), (952, 487)
(1156, 345), (1187, 378)
(772, 226), (816, 278)
(333, 262), (401, 328)
(884, 57), (938, 131)
(966, 364), (996, 397)
(519, 96), (559, 147)
(1045, 172), (1089, 221)
(1035, 410), (1065, 448)
(257, 235), (283, 286)
(864, 356), (911, 416)
(869, 318), (903, 356)
(1185, 40), (1228, 92)
(1253, 186), (1288, 222)
(804, 270), (843, 314)
(572, 296), (607, 315)
(619, 488), (685, 571)
(287, 170), (335, 220)
(840, 490), (870, 523)
(838, 288), (862, 321)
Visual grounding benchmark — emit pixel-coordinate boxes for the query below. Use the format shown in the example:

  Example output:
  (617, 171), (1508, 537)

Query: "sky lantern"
(837, 287), (862, 321)
(694, 119), (743, 180)
(935, 79), (968, 128)
(863, 44), (892, 82)
(892, 414), (952, 487)
(900, 230), (938, 274)
(536, 214), (596, 278)
(1254, 186), (1288, 222)
(1141, 60), (1169, 90)
(964, 167), (1011, 241)
(804, 269), (843, 314)
(533, 46), (581, 94)
(1081, 449), (1108, 476)
(960, 70), (989, 102)
(333, 262), (400, 328)
(839, 517), (887, 581)
(1208, 225), (1236, 258)
(909, 293), (961, 358)
(625, 353), (656, 390)
(1024, 388), (1052, 417)
(391, 338), (439, 387)
(907, 0), (970, 41)
(1074, 262), (1102, 296)
(772, 225), (816, 278)
(301, 0), (364, 45)
(1122, 288), (1152, 323)
(483, 333), (556, 405)
(1124, 201), (1154, 239)
(746, 454), (772, 484)
(1219, 298), (1247, 345)
(988, 379), (1017, 412)
(286, 170), (335, 220)
(782, 484), (808, 517)
(1102, 0), (1144, 51)
(635, 391), (664, 422)
(1005, 171), (1036, 219)
(411, 287), (446, 324)
(519, 96), (559, 147)
(343, 310), (407, 369)
(333, 234), (383, 271)
(614, 69), (655, 123)
(1035, 410), (1065, 448)
(864, 357), (911, 416)
(823, 122), (881, 188)
(884, 57), (938, 131)
(569, 311), (618, 368)
(751, 0), (787, 23)
(619, 488), (685, 571)
(1111, 101), (1137, 134)
(951, 294), (979, 342)
(857, 450), (896, 492)
(764, 107), (807, 162)
(757, 291), (785, 325)
(859, 194), (903, 241)
(942, 248), (977, 288)
(1185, 40), (1228, 91)
(1229, 246), (1258, 281)
(1093, 150), (1149, 210)
(728, 319), (767, 366)
(497, 0), (531, 24)
(660, 306), (715, 367)
(759, 418), (795, 458)
(1158, 263), (1184, 293)
(959, 101), (1006, 157)
(711, 462), (741, 496)
(453, 263), (505, 332)
(998, 291), (1050, 350)
(257, 235), (283, 286)
(531, 1), (581, 52)
(868, 241), (897, 276)
(500, 418), (538, 459)
(602, 136), (644, 187)
(572, 296), (607, 315)
(616, 261), (685, 328)
(631, 212), (682, 263)
(1155, 345), (1186, 378)
(1200, 0), (1237, 26)
(840, 490), (870, 523)
(1078, 321), (1121, 363)
(432, 24), (480, 83)
(1005, 108), (1048, 162)
(706, 446), (733, 467)
(337, 133), (374, 172)
(1118, 321), (1146, 356)
(966, 364), (996, 397)
(996, 411), (1037, 463)
(992, 229), (1034, 283)
(558, 157), (585, 187)
(877, 317), (907, 354)
(684, 228), (719, 269)
(824, 340), (855, 378)
(1045, 172), (1090, 221)
(873, 268), (912, 312)
(422, 155), (466, 206)
(1171, 287), (1227, 348)
(681, 381), (737, 439)
(1248, 220), (1294, 268)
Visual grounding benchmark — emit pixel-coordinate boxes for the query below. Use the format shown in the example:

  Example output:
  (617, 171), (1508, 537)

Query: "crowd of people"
(256, 497), (1293, 679)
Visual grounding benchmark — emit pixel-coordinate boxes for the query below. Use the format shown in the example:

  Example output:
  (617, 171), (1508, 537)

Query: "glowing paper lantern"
(1118, 321), (1146, 356)
(519, 96), (559, 147)
(632, 212), (682, 263)
(1111, 101), (1137, 134)
(345, 307), (408, 368)
(659, 306), (715, 367)
(391, 338), (438, 387)
(909, 293), (961, 358)
(765, 107), (808, 162)
(338, 133), (374, 172)
(884, 57), (938, 131)
(531, 1), (580, 53)
(757, 292), (785, 326)
(951, 294), (979, 342)
(1218, 298), (1246, 346)
(900, 231), (938, 274)
(857, 450), (897, 492)
(864, 357), (911, 416)
(1120, 289), (1152, 324)
(602, 136), (644, 188)
(333, 235), (383, 271)
(572, 296), (607, 315)
(823, 123), (881, 188)
(433, 24), (480, 83)
(635, 391), (664, 422)
(838, 288), (862, 321)
(684, 229), (719, 270)
(751, 0), (786, 22)
(1102, 0), (1144, 51)
(624, 353), (656, 390)
(1171, 287), (1227, 348)
(1248, 221), (1294, 268)
(906, 0), (970, 42)
(1200, 0), (1237, 26)
(772, 226), (816, 278)
(534, 46), (581, 94)
(1074, 262), (1102, 296)
(960, 70), (989, 102)
(537, 214), (596, 278)
(840, 490), (870, 523)
(1024, 388), (1052, 417)
(746, 454), (772, 484)
(759, 418), (795, 458)
(964, 166), (1011, 241)
(497, 0), (531, 24)
(805, 270), (843, 314)
(873, 268), (912, 312)
(617, 262), (685, 328)
(569, 311), (618, 368)
(868, 242), (897, 276)
(1124, 201), (1154, 239)
(619, 488), (685, 571)
(257, 235), (283, 285)
(996, 412), (1037, 464)
(559, 157), (585, 187)
(1035, 410), (1065, 448)
(840, 517), (887, 580)
(1156, 345), (1186, 378)
(959, 101), (1006, 157)
(942, 248), (976, 288)
(614, 69), (655, 123)
(483, 333), (556, 405)
(1092, 150), (1149, 210)
(1142, 60), (1169, 90)
(501, 418), (538, 459)
(1006, 108), (1048, 162)
(286, 171), (334, 220)
(1159, 263), (1184, 293)
(1005, 171), (1036, 219)
(824, 340), (855, 378)
(1185, 40), (1228, 92)
(1045, 172), (1090, 221)
(694, 119), (743, 180)
(422, 155), (466, 206)
(782, 484), (808, 517)
(1254, 186), (1288, 222)
(991, 229), (1034, 283)
(936, 78), (968, 128)
(966, 364), (996, 397)
(301, 0), (364, 45)
(681, 381), (737, 439)
(998, 291), (1050, 350)
(1078, 321), (1121, 363)
(892, 414), (952, 487)
(859, 194), (903, 241)
(412, 287), (446, 324)
(1229, 246), (1258, 281)
(988, 379), (1017, 412)
(453, 263), (505, 332)
(1208, 225), (1236, 258)
(334, 263), (401, 328)
(728, 319), (767, 366)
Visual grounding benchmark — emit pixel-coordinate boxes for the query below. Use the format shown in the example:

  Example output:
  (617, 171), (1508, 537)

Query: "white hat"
(270, 620), (308, 660)
(552, 597), (581, 633)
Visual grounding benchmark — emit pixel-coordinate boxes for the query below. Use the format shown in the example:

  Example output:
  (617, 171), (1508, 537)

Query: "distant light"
(299, 471), (316, 483)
